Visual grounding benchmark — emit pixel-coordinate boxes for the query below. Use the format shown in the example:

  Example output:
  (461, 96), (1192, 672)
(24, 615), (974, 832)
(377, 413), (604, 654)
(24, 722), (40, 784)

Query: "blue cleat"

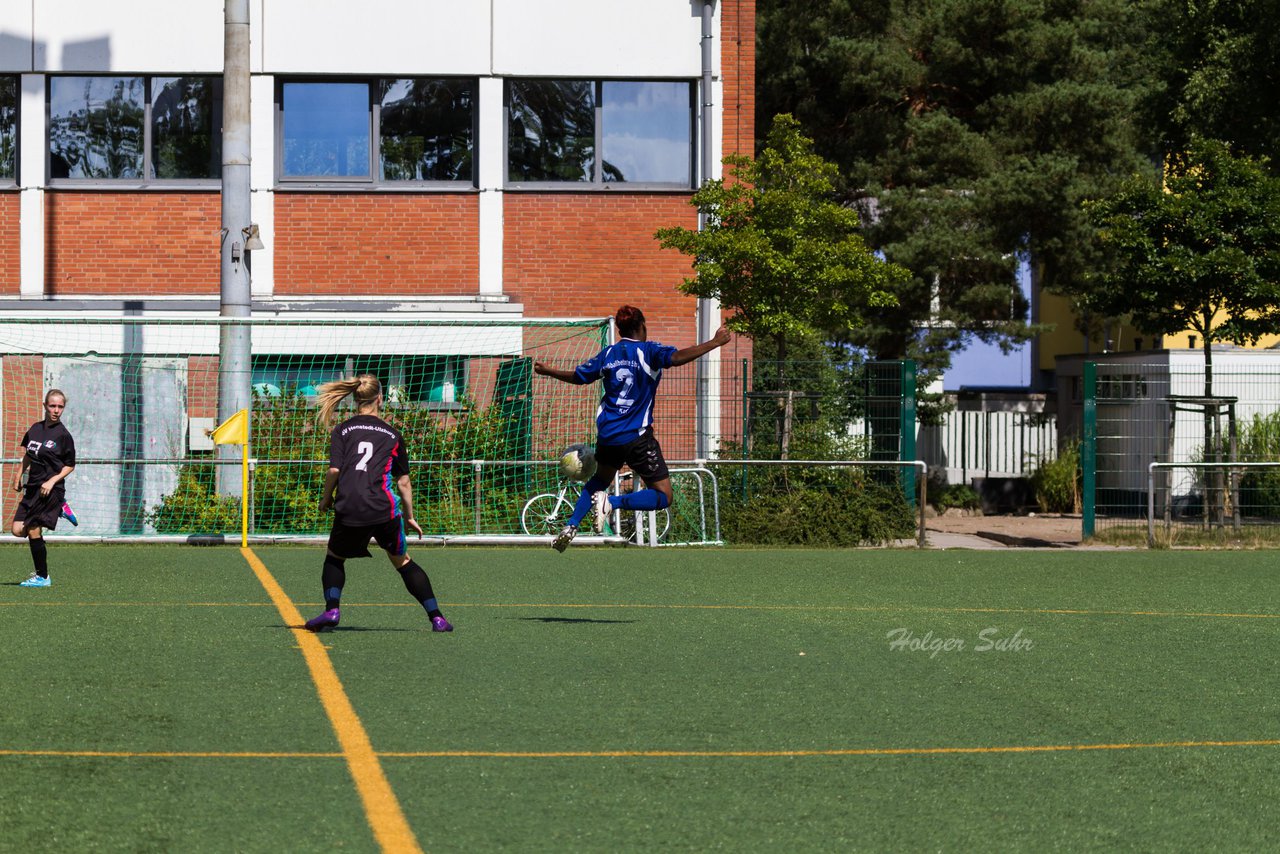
(304, 608), (340, 631)
(19, 574), (50, 588)
(61, 501), (78, 527)
(431, 615), (454, 633)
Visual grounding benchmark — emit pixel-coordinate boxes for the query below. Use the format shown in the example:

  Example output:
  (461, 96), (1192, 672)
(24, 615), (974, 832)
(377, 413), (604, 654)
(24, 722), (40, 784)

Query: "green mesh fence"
(0, 317), (608, 539)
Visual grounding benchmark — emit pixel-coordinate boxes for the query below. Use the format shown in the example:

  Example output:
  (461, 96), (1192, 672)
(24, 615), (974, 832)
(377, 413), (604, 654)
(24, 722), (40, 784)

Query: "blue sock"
(567, 476), (610, 527)
(612, 489), (670, 512)
(422, 597), (439, 615)
(325, 587), (343, 610)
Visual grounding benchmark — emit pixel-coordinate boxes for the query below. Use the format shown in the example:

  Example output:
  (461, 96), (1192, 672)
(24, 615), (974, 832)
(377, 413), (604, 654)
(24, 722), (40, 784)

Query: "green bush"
(932, 483), (980, 512)
(1028, 441), (1080, 513)
(1235, 412), (1280, 517)
(720, 479), (916, 546)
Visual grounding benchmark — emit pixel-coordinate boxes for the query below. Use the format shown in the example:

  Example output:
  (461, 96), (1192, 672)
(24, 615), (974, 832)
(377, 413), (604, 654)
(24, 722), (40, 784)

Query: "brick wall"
(274, 193), (478, 295)
(722, 0), (756, 161)
(505, 193), (698, 342)
(45, 192), (219, 295)
(0, 193), (18, 295)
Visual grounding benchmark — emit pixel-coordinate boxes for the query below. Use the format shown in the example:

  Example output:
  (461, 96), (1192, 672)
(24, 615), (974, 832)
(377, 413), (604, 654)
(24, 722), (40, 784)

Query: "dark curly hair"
(615, 305), (646, 338)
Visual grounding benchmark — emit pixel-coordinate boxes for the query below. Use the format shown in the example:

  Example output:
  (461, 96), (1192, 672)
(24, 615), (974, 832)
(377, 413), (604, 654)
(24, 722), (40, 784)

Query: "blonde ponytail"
(316, 374), (382, 426)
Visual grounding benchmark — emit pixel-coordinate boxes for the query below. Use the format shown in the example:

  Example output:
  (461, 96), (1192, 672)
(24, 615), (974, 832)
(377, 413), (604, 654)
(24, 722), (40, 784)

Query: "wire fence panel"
(1068, 354), (1280, 543)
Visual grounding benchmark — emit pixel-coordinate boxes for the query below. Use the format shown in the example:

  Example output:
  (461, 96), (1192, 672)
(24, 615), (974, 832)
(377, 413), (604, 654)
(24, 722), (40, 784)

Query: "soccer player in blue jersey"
(534, 305), (732, 551)
(303, 374), (452, 633)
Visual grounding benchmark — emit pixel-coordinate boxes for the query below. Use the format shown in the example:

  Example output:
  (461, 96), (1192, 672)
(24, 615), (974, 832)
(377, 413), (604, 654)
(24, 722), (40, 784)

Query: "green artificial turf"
(1, 544), (1278, 850)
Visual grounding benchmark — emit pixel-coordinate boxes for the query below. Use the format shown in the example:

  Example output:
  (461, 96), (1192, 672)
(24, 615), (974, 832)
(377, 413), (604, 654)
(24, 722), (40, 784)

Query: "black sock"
(322, 555), (345, 610)
(397, 560), (441, 618)
(28, 537), (47, 578)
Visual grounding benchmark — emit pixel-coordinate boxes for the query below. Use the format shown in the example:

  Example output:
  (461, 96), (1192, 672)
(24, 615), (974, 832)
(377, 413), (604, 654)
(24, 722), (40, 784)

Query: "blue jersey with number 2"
(573, 338), (678, 446)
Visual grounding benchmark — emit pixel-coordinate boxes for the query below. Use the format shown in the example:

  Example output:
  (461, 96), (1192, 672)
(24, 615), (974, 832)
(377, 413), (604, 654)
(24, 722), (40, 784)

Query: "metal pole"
(218, 0), (253, 495)
(694, 0), (716, 458)
(1082, 362), (1097, 540)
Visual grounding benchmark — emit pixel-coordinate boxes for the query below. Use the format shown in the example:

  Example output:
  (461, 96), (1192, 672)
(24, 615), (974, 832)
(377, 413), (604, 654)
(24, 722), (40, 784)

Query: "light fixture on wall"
(242, 224), (265, 251)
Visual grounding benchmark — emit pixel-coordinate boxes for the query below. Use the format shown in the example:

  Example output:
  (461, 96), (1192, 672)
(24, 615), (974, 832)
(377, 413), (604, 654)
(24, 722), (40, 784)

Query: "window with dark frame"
(507, 79), (694, 188)
(48, 75), (221, 181)
(250, 355), (467, 406)
(0, 76), (16, 182)
(278, 77), (476, 185)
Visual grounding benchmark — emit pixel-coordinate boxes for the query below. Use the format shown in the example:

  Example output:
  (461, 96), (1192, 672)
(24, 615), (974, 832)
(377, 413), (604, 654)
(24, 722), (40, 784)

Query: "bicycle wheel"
(521, 493), (570, 536)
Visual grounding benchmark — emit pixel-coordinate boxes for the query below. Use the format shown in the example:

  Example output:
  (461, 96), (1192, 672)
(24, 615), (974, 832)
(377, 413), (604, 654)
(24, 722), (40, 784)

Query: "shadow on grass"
(514, 616), (638, 625)
(278, 624), (417, 633)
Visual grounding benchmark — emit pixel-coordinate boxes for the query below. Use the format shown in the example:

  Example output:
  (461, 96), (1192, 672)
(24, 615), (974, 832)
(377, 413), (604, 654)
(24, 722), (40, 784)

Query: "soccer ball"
(558, 443), (597, 482)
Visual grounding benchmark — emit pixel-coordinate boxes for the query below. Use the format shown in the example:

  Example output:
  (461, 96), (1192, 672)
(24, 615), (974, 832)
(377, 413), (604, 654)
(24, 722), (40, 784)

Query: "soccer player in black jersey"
(11, 389), (78, 588)
(303, 374), (452, 633)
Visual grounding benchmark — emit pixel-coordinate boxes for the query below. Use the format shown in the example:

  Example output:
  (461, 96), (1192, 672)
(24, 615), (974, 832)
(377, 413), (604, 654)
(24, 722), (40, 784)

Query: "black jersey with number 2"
(21, 420), (76, 487)
(328, 414), (409, 526)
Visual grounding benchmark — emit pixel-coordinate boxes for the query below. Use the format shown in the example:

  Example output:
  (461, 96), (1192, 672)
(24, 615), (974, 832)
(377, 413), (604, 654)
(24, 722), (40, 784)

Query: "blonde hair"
(45, 388), (67, 405)
(316, 374), (382, 426)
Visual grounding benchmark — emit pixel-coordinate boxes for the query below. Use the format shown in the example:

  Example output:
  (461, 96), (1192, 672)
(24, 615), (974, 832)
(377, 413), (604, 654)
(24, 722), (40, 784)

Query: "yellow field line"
(0, 749), (340, 758)
(4, 738), (1277, 762)
(379, 739), (1280, 758)
(240, 547), (423, 854)
(3, 600), (1278, 620)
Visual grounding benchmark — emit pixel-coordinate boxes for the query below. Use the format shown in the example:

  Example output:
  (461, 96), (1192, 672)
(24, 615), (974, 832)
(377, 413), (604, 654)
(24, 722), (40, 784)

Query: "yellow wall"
(1036, 291), (1145, 370)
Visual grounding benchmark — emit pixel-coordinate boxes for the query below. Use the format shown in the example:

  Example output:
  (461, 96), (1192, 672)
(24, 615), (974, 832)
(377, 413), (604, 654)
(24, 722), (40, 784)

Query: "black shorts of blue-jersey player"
(533, 305), (732, 549)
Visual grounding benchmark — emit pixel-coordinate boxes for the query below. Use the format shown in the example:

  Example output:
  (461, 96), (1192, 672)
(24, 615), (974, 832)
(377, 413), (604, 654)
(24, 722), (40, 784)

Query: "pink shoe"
(304, 608), (340, 632)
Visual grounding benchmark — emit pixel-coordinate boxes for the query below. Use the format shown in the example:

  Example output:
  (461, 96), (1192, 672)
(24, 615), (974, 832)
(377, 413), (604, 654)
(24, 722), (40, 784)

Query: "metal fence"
(1061, 352), (1280, 543)
(0, 315), (917, 541)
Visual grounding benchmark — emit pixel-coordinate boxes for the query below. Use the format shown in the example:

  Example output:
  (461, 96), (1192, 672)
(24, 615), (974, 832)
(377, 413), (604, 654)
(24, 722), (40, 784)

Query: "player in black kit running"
(303, 374), (452, 633)
(11, 389), (78, 588)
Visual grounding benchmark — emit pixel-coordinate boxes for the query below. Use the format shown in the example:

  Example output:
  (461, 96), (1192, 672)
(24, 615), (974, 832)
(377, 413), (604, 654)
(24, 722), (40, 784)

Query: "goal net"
(0, 316), (609, 540)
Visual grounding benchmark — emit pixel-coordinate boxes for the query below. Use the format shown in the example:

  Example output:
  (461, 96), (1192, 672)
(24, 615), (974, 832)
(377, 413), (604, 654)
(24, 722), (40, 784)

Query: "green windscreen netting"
(0, 317), (609, 538)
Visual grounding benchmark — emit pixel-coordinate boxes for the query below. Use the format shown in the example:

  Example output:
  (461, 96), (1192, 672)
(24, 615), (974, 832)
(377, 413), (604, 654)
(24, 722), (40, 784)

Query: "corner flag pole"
(210, 409), (250, 547)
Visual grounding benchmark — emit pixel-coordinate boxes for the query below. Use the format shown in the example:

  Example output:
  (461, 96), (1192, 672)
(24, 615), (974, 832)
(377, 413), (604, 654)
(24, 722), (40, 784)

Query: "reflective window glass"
(49, 76), (145, 179)
(152, 77), (221, 179)
(602, 81), (691, 184)
(380, 78), (474, 181)
(282, 82), (370, 178)
(0, 77), (15, 181)
(507, 80), (594, 182)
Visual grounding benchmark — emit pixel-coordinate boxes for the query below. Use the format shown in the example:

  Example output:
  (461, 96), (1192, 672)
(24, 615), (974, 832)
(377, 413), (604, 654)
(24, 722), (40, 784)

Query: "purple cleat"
(431, 615), (454, 633)
(61, 501), (78, 526)
(304, 608), (340, 632)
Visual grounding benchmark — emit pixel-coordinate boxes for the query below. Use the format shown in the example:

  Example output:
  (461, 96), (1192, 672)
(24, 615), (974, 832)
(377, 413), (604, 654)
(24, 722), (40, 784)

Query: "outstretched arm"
(533, 362), (585, 384)
(670, 325), (732, 367)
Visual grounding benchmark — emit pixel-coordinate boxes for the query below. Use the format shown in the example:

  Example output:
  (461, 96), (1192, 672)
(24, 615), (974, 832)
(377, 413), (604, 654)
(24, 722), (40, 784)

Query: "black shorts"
(595, 429), (670, 484)
(13, 486), (64, 531)
(328, 516), (408, 559)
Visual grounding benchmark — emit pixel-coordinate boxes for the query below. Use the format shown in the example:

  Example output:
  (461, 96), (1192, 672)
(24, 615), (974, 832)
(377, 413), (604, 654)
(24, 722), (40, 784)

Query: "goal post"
(0, 316), (610, 540)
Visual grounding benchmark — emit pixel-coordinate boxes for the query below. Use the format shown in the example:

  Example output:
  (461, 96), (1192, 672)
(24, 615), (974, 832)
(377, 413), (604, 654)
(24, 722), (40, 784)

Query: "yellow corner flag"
(208, 409), (251, 547)
(210, 409), (248, 445)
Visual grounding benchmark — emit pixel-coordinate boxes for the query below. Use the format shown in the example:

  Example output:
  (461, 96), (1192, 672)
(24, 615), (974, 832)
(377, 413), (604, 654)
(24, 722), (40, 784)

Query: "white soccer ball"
(558, 443), (597, 482)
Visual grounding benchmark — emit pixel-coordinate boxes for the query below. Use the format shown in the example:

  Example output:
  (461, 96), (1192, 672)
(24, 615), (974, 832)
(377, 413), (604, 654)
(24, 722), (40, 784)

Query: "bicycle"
(520, 475), (671, 542)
